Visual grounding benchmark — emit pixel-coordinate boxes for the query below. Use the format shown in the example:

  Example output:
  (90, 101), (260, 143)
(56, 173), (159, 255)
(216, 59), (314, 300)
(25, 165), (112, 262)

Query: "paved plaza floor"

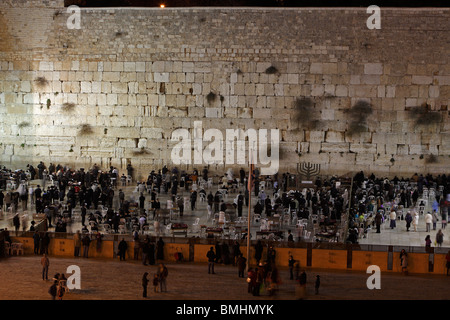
(1, 255), (449, 301)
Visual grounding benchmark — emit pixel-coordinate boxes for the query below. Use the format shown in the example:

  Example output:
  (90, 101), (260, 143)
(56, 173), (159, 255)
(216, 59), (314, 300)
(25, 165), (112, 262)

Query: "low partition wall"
(9, 233), (449, 275)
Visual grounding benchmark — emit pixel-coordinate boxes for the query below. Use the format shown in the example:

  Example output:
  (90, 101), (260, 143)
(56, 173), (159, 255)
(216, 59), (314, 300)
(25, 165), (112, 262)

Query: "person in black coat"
(142, 272), (149, 298)
(156, 237), (164, 261)
(13, 214), (20, 232)
(112, 213), (120, 233)
(237, 192), (244, 217)
(207, 247), (216, 274)
(254, 240), (263, 265)
(41, 232), (50, 255)
(118, 238), (128, 261)
(141, 239), (150, 265)
(33, 231), (40, 254)
(190, 190), (197, 211)
(149, 241), (156, 265)
(215, 241), (222, 263)
(82, 234), (91, 258)
(138, 193), (145, 209)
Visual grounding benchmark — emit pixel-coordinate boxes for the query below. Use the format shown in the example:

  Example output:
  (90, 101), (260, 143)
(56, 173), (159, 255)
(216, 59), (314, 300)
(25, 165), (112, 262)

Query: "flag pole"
(246, 150), (254, 272)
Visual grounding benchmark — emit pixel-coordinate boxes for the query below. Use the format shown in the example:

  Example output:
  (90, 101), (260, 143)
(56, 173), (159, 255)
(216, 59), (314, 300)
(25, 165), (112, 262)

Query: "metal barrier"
(9, 229), (449, 253)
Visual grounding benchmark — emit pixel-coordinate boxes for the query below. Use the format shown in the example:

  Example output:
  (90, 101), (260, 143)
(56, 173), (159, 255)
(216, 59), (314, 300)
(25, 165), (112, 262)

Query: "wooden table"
(206, 227), (223, 238)
(171, 223), (188, 237)
(256, 230), (283, 240)
(315, 231), (337, 241)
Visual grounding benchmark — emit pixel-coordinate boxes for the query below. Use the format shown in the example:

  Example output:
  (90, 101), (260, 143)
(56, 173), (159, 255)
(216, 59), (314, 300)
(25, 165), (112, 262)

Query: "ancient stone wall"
(0, 1), (449, 179)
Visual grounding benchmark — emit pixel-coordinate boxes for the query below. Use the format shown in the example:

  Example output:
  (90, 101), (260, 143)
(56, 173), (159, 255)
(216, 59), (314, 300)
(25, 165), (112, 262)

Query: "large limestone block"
(111, 81), (128, 93)
(102, 72), (121, 82)
(306, 131), (325, 143)
(350, 143), (377, 154)
(205, 107), (222, 118)
(325, 131), (345, 143)
(253, 108), (271, 119)
(364, 63), (383, 75)
(408, 144), (427, 155)
(320, 142), (349, 153)
(411, 75), (433, 85)
(118, 138), (137, 148)
(140, 127), (164, 140)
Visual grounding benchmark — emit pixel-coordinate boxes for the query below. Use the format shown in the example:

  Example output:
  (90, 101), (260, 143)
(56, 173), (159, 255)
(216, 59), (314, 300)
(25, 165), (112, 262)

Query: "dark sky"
(66, 0), (449, 7)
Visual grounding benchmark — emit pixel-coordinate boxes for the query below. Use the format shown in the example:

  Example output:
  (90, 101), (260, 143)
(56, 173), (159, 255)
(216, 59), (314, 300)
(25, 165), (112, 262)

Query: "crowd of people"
(1, 162), (449, 248)
(1, 162), (450, 301)
(345, 171), (449, 245)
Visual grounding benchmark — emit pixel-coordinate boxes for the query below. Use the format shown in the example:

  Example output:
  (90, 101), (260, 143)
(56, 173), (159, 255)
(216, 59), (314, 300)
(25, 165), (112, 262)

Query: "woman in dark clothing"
(142, 272), (149, 298)
(149, 241), (156, 265)
(41, 232), (50, 254)
(33, 231), (40, 254)
(156, 237), (164, 261)
(254, 240), (263, 265)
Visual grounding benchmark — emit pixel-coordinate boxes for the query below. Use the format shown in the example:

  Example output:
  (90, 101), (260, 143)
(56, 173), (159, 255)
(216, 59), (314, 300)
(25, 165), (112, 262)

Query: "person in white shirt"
(424, 212), (433, 232)
(389, 210), (396, 229)
(28, 185), (34, 205)
(412, 211), (419, 232)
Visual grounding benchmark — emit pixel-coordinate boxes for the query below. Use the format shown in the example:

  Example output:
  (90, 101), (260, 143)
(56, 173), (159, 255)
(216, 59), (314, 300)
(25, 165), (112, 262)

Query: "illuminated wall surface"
(0, 0), (449, 177)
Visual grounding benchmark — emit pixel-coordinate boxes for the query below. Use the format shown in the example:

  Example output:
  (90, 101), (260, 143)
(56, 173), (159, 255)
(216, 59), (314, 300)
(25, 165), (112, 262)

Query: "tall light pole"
(246, 152), (255, 272)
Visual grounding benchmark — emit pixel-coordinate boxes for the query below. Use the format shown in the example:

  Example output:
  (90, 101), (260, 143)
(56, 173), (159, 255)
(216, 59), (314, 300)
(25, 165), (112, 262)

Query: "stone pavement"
(1, 255), (449, 301)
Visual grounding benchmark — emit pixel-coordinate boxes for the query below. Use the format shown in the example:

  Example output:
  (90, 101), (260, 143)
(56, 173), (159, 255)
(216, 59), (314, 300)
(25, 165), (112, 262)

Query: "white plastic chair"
(12, 243), (24, 255)
(102, 224), (112, 233)
(4, 242), (11, 255)
(165, 223), (172, 235)
(260, 219), (268, 231)
(154, 220), (161, 235)
(192, 218), (200, 233)
(207, 205), (213, 221)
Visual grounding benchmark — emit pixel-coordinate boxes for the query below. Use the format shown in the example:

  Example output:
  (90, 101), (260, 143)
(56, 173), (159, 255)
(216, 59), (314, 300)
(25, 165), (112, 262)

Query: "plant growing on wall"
(292, 97), (321, 130)
(18, 122), (31, 129)
(34, 77), (48, 87)
(132, 148), (151, 156)
(62, 102), (76, 112)
(346, 100), (373, 136)
(409, 103), (442, 126)
(265, 66), (279, 75)
(78, 124), (93, 136)
(206, 92), (217, 105)
(425, 154), (438, 164)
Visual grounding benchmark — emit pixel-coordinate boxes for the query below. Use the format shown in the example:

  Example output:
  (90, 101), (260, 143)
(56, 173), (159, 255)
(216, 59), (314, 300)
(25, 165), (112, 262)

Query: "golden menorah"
(297, 162), (321, 181)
